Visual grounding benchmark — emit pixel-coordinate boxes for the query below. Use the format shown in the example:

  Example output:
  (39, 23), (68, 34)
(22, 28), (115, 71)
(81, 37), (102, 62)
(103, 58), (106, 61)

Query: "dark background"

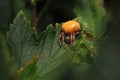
(96, 0), (120, 80)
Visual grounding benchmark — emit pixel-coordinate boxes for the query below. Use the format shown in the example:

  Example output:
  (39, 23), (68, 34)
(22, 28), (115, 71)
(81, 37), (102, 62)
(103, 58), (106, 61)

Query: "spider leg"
(58, 33), (62, 46)
(61, 32), (65, 42)
(58, 32), (64, 46)
(70, 32), (73, 44)
(73, 33), (75, 41)
(73, 33), (75, 45)
(75, 31), (80, 35)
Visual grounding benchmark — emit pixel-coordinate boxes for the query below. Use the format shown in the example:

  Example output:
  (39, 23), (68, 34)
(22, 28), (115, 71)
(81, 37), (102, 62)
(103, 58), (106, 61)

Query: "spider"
(59, 20), (81, 45)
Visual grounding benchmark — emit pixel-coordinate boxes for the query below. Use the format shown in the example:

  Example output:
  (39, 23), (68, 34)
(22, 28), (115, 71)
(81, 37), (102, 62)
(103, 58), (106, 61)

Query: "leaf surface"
(7, 11), (72, 80)
(7, 11), (38, 67)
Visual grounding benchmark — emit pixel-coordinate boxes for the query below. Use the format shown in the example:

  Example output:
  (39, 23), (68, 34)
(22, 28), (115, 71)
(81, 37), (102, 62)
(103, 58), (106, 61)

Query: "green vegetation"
(1, 0), (116, 80)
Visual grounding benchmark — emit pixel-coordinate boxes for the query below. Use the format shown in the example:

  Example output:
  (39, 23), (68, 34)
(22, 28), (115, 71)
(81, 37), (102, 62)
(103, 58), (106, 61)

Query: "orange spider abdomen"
(62, 20), (80, 33)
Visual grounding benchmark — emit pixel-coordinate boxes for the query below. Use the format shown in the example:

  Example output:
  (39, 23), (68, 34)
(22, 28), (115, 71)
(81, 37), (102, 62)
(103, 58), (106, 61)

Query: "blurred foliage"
(0, 0), (11, 31)
(0, 33), (9, 80)
(74, 0), (110, 38)
(1, 0), (120, 80)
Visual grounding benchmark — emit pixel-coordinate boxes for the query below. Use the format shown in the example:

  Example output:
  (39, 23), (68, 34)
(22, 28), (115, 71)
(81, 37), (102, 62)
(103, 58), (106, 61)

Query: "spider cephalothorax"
(59, 20), (80, 44)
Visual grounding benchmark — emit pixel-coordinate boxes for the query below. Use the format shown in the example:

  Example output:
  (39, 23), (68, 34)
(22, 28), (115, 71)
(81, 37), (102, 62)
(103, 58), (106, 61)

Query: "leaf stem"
(31, 0), (52, 28)
(31, 0), (38, 28)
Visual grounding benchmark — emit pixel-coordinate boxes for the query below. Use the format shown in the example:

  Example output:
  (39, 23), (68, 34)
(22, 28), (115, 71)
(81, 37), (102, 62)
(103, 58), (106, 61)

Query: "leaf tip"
(19, 10), (24, 15)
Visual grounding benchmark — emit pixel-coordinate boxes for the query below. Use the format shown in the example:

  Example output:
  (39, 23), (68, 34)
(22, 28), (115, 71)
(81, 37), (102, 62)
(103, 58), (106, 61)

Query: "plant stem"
(31, 0), (52, 28)
(31, 0), (38, 28)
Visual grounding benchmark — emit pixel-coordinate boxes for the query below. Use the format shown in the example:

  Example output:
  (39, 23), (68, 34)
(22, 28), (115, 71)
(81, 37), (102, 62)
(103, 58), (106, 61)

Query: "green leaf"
(7, 10), (38, 67)
(36, 24), (74, 78)
(7, 11), (73, 80)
